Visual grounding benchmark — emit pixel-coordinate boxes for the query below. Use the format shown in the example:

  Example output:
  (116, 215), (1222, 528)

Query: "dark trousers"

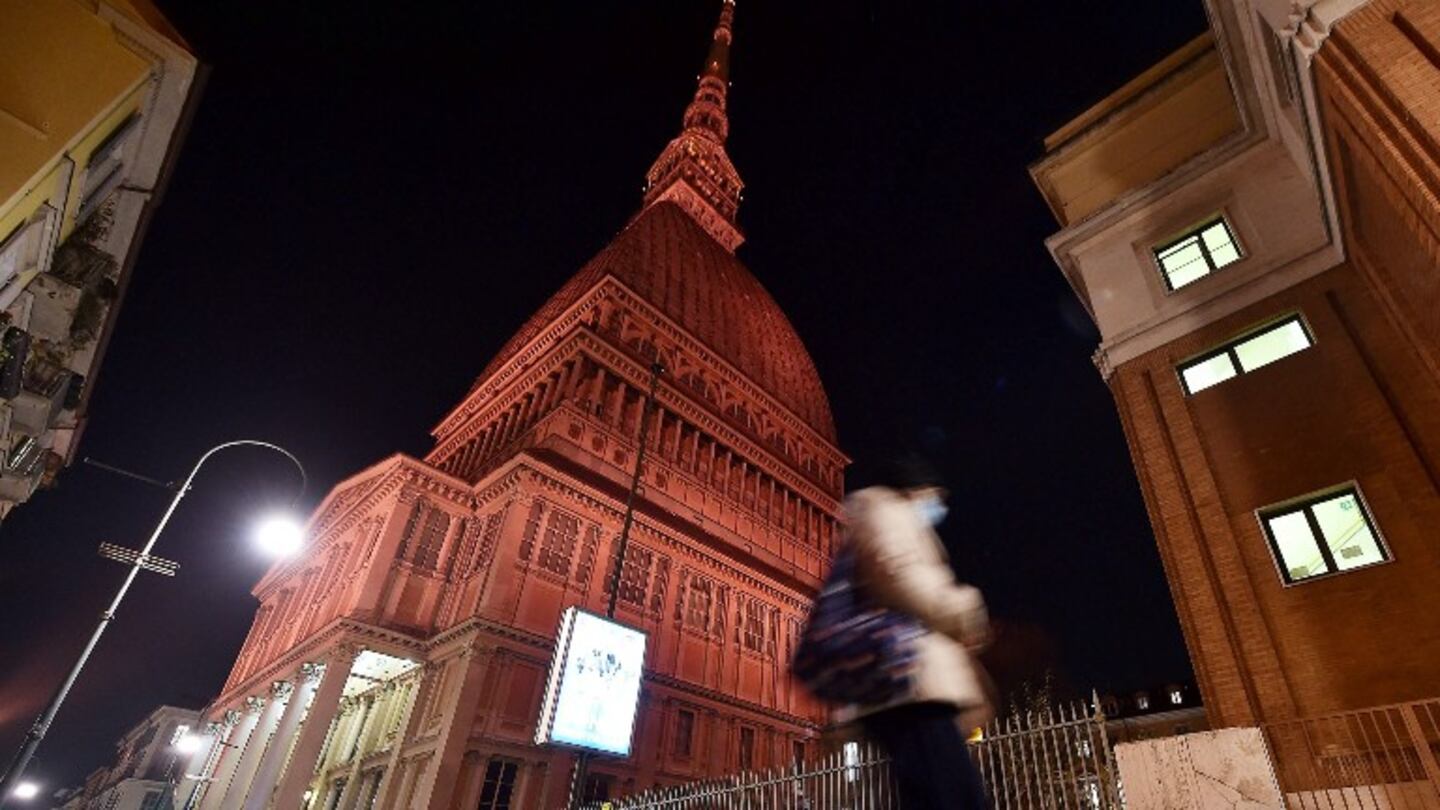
(862, 702), (988, 809)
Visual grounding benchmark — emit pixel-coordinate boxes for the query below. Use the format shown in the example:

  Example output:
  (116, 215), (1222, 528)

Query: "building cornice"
(432, 275), (845, 469)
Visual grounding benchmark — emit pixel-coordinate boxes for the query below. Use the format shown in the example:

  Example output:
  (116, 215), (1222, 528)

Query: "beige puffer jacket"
(835, 487), (995, 729)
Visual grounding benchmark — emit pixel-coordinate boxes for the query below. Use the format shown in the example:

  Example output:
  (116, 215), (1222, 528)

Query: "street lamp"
(174, 733), (207, 757)
(0, 440), (306, 809)
(253, 513), (305, 558)
(7, 783), (36, 802)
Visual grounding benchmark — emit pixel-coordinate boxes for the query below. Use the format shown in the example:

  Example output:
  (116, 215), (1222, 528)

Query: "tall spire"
(642, 0), (745, 252)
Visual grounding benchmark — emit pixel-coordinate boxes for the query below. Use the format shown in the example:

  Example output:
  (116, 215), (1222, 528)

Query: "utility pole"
(565, 360), (664, 810)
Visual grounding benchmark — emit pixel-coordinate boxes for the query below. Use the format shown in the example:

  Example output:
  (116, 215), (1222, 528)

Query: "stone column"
(406, 645), (489, 808)
(201, 706), (256, 810)
(181, 716), (230, 810)
(240, 670), (314, 810)
(219, 685), (289, 810)
(367, 669), (426, 810)
(271, 646), (360, 809)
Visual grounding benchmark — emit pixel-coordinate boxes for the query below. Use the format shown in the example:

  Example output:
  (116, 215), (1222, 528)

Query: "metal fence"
(1265, 699), (1440, 810)
(587, 701), (1120, 810)
(585, 743), (898, 810)
(971, 701), (1121, 810)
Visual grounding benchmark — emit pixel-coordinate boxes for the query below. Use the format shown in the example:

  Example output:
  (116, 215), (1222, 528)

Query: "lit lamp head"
(175, 732), (206, 755)
(254, 514), (305, 558)
(10, 781), (39, 801)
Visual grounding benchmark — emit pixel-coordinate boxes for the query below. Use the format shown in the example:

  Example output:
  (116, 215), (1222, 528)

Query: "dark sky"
(0, 0), (1208, 791)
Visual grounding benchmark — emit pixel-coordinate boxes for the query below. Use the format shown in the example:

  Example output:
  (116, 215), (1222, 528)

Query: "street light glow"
(175, 732), (206, 755)
(254, 514), (305, 557)
(11, 781), (39, 800)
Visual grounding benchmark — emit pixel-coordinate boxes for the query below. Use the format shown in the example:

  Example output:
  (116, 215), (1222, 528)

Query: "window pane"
(1265, 511), (1328, 581)
(1180, 353), (1239, 394)
(1200, 222), (1241, 268)
(1159, 239), (1210, 288)
(1234, 320), (1312, 373)
(1311, 493), (1385, 571)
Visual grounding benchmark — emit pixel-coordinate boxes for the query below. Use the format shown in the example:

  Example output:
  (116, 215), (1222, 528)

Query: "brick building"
(178, 2), (846, 808)
(1031, 0), (1440, 729)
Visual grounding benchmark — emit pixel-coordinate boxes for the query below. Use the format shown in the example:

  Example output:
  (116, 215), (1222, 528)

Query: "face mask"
(914, 495), (949, 527)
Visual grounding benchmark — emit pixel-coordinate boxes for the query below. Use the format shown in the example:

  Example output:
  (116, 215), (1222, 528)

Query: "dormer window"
(1154, 215), (1243, 290)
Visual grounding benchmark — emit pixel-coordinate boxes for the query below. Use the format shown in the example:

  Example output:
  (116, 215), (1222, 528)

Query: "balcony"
(0, 434), (45, 503)
(11, 356), (73, 436)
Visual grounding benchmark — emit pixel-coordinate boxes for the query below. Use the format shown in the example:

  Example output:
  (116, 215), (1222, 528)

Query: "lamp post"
(0, 440), (306, 808)
(565, 360), (665, 810)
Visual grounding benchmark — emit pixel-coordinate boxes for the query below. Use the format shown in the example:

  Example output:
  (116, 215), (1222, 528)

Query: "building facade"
(181, 3), (847, 808)
(53, 705), (201, 810)
(0, 0), (200, 519)
(1031, 0), (1440, 728)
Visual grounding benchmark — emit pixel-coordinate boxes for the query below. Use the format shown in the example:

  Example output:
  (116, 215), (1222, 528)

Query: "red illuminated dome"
(477, 201), (836, 441)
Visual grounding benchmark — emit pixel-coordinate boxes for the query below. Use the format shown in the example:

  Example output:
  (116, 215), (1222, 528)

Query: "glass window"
(1260, 486), (1388, 583)
(1154, 215), (1243, 290)
(1233, 319), (1312, 373)
(537, 510), (579, 576)
(739, 727), (755, 770)
(479, 759), (519, 810)
(1179, 353), (1238, 395)
(1177, 314), (1313, 395)
(674, 709), (695, 757)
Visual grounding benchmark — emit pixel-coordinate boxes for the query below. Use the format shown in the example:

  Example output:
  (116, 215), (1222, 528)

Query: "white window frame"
(1256, 482), (1392, 586)
(1176, 312), (1315, 396)
(1152, 213), (1245, 291)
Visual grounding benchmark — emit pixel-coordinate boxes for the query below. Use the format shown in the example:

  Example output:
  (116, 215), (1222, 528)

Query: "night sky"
(0, 0), (1208, 792)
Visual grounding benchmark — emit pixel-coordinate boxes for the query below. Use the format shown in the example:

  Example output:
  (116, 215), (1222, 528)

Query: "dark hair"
(872, 453), (945, 491)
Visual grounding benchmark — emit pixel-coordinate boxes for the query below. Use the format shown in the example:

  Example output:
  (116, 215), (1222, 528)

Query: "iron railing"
(586, 743), (897, 810)
(972, 701), (1121, 810)
(1265, 699), (1440, 810)
(588, 701), (1120, 809)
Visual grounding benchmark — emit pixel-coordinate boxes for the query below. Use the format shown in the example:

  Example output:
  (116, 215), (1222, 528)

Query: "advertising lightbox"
(534, 607), (648, 757)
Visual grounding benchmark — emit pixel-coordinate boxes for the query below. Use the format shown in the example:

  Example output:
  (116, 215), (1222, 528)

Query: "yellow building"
(0, 0), (199, 517)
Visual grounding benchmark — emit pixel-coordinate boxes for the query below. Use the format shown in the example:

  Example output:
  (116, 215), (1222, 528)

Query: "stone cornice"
(432, 276), (845, 468)
(645, 672), (822, 731)
(431, 327), (841, 511)
(474, 454), (819, 609)
(255, 455), (473, 598)
(646, 180), (744, 252)
(602, 278), (845, 466)
(210, 618), (426, 713)
(576, 333), (841, 511)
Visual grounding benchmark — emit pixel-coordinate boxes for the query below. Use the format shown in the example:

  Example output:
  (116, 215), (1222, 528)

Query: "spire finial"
(683, 0), (735, 142)
(641, 0), (746, 251)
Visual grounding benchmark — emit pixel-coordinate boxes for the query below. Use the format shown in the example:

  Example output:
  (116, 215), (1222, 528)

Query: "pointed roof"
(642, 0), (745, 251)
(479, 202), (837, 441)
(469, 1), (836, 443)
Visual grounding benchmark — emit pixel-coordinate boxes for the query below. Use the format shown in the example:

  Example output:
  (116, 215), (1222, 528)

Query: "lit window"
(1178, 314), (1314, 395)
(1136, 694), (1150, 711)
(1260, 485), (1388, 584)
(843, 741), (861, 783)
(1170, 689), (1184, 705)
(1154, 215), (1243, 290)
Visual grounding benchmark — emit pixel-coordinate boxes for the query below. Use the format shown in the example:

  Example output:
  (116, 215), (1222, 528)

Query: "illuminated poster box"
(535, 607), (648, 757)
